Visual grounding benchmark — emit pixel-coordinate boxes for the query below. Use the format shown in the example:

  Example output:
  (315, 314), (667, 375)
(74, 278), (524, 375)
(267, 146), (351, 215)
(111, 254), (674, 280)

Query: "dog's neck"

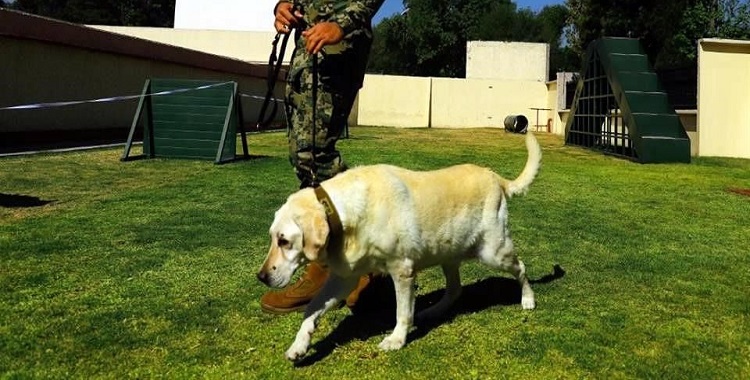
(313, 185), (344, 240)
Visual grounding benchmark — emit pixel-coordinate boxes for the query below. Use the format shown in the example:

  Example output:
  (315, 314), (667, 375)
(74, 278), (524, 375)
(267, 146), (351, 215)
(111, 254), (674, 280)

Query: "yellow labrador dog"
(258, 132), (541, 362)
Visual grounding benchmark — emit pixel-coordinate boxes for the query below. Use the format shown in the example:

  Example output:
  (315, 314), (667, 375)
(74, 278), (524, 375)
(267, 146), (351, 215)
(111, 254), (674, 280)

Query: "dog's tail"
(504, 132), (542, 198)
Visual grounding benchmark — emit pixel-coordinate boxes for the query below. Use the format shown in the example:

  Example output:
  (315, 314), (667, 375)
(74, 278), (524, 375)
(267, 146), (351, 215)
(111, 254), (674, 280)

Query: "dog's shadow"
(0, 193), (54, 208)
(295, 264), (565, 366)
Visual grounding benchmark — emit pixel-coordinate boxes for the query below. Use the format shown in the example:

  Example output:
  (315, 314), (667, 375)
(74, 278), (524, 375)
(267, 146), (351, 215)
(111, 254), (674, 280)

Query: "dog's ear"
(300, 210), (329, 262)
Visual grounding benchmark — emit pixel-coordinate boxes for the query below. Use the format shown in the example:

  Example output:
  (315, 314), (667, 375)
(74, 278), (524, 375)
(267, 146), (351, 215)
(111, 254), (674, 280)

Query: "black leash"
(255, 32), (291, 129)
(310, 51), (320, 187)
(260, 2), (322, 187)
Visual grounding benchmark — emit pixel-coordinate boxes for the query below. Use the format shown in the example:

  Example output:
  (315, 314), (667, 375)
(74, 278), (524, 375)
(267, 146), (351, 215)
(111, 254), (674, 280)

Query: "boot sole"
(260, 302), (307, 315)
(260, 300), (346, 315)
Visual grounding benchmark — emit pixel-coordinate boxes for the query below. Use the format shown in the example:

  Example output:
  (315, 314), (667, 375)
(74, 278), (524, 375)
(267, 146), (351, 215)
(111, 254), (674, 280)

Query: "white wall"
(697, 38), (750, 159)
(174, 0), (277, 32)
(431, 78), (549, 129)
(356, 74), (550, 130)
(357, 75), (432, 128)
(466, 41), (549, 82)
(90, 26), (281, 64)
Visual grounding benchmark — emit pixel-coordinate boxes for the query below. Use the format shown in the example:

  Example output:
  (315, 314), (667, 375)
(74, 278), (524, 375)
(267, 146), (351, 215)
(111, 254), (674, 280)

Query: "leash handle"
(255, 32), (291, 129)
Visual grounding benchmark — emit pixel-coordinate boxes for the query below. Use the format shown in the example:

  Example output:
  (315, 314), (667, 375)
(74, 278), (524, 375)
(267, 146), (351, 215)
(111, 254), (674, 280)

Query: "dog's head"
(257, 190), (330, 288)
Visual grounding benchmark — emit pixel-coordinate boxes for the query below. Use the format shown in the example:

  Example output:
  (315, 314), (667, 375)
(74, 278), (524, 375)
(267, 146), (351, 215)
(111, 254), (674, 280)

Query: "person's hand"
(302, 22), (345, 54)
(274, 2), (302, 34)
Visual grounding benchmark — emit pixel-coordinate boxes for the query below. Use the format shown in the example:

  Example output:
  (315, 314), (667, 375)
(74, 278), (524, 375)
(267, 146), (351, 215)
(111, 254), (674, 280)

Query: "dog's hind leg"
(508, 258), (535, 310)
(478, 233), (535, 310)
(379, 259), (416, 351)
(285, 275), (359, 362)
(417, 261), (462, 321)
(479, 200), (536, 310)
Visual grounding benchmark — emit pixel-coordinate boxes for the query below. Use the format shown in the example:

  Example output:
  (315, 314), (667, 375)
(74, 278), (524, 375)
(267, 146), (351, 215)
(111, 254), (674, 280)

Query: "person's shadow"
(294, 264), (565, 366)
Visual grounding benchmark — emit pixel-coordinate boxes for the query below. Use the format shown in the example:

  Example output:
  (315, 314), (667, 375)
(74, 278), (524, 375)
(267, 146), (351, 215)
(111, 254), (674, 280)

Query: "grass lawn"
(1, 127), (749, 379)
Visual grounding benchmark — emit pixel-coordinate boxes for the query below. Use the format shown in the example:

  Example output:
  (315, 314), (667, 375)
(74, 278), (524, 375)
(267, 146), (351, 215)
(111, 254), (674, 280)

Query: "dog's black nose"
(257, 271), (268, 285)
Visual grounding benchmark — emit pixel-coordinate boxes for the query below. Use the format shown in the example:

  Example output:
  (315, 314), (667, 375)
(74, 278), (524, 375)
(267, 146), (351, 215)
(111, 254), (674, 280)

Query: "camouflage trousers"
(284, 35), (369, 187)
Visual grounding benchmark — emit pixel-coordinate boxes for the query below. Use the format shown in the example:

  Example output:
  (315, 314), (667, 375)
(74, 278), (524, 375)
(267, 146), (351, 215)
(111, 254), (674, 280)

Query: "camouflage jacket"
(276, 0), (385, 36)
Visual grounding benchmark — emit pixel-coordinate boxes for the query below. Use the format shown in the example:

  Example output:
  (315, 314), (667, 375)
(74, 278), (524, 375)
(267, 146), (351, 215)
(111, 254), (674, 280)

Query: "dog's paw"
(285, 342), (308, 362)
(378, 335), (405, 351)
(521, 296), (536, 310)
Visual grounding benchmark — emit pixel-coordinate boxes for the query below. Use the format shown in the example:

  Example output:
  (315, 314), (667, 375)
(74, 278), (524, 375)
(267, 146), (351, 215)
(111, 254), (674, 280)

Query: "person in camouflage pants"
(260, 0), (385, 314)
(279, 0), (384, 187)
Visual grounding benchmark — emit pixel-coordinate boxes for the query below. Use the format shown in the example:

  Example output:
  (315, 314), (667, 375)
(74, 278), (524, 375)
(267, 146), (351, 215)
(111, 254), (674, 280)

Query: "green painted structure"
(122, 79), (248, 164)
(565, 38), (691, 163)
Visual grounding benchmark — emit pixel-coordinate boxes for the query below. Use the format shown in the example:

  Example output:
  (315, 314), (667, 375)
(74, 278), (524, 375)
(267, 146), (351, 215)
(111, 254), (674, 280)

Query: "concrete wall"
(356, 74), (551, 130)
(90, 26), (282, 64)
(357, 75), (431, 128)
(466, 41), (549, 82)
(545, 80), (560, 134)
(698, 38), (750, 159)
(83, 34), (557, 133)
(174, 0), (277, 32)
(677, 110), (699, 157)
(0, 9), (283, 151)
(431, 78), (549, 129)
(0, 37), (269, 133)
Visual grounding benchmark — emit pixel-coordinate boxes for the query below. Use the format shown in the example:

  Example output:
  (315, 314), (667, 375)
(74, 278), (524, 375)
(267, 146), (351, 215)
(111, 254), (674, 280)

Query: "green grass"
(1, 127), (749, 379)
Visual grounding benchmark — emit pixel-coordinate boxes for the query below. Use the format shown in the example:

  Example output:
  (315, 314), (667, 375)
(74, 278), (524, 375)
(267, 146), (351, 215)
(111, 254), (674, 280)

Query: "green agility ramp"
(122, 79), (248, 164)
(565, 38), (691, 163)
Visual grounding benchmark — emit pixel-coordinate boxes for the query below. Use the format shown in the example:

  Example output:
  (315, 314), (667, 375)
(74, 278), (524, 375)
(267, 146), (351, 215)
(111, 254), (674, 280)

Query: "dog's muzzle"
(256, 270), (271, 286)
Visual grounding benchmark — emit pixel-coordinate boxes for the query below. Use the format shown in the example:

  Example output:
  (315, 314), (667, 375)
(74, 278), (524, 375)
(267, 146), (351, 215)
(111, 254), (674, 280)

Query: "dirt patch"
(727, 188), (750, 197)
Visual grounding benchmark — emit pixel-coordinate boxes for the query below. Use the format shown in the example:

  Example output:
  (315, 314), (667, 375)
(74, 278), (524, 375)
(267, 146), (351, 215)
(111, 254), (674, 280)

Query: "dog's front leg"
(285, 274), (358, 362)
(379, 262), (416, 351)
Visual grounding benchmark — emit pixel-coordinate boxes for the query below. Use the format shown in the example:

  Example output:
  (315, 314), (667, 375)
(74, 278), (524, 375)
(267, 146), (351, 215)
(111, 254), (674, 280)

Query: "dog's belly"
(366, 223), (484, 271)
(412, 234), (481, 269)
(339, 225), (481, 275)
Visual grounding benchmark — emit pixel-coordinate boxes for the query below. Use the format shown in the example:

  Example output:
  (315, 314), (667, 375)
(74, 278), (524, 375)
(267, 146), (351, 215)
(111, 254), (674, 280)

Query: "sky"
(374, 0), (566, 23)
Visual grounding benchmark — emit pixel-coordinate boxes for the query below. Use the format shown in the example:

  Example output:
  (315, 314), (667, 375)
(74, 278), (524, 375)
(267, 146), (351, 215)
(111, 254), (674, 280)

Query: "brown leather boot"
(260, 262), (329, 314)
(346, 274), (373, 308)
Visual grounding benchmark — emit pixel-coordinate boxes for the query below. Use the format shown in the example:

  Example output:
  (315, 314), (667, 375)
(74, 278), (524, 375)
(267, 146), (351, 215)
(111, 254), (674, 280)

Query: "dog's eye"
(277, 238), (289, 247)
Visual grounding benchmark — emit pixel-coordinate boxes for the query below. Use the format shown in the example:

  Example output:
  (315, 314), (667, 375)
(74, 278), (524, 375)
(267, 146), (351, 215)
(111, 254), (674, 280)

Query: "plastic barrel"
(504, 115), (529, 134)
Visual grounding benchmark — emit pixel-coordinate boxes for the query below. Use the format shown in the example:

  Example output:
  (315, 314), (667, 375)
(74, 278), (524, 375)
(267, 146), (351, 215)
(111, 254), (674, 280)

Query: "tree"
(369, 15), (419, 75)
(666, 0), (750, 64)
(9, 0), (175, 27)
(535, 5), (577, 76)
(565, 0), (750, 69)
(369, 0), (576, 79)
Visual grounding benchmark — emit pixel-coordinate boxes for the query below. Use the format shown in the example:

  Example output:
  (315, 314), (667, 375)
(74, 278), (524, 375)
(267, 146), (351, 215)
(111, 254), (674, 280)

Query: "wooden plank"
(152, 119), (227, 132)
(152, 129), (221, 140)
(122, 79), (151, 161)
(152, 146), (218, 159)
(150, 112), (226, 124)
(152, 138), (224, 151)
(151, 104), (227, 116)
(152, 95), (230, 107)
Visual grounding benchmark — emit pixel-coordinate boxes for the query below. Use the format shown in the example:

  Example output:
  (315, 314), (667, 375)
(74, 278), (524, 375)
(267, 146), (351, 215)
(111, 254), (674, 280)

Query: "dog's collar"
(313, 185), (343, 239)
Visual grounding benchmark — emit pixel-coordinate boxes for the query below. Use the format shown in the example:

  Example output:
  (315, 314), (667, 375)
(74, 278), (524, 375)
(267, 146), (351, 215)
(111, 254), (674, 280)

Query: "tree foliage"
(5, 0), (175, 27)
(369, 0), (574, 78)
(565, 0), (750, 69)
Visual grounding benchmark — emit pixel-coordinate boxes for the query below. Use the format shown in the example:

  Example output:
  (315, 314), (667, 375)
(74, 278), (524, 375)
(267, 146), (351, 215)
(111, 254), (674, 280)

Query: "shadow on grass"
(295, 264), (565, 367)
(0, 193), (54, 208)
(121, 154), (272, 164)
(224, 154), (273, 163)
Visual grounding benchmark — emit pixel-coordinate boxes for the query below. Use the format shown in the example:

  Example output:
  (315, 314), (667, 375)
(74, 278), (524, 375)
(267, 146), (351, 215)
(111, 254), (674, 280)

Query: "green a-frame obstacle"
(122, 79), (248, 164)
(565, 38), (691, 163)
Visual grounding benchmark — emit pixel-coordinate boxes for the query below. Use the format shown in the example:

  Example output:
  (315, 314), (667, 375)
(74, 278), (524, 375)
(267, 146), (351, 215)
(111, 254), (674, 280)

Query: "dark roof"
(0, 8), (270, 79)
